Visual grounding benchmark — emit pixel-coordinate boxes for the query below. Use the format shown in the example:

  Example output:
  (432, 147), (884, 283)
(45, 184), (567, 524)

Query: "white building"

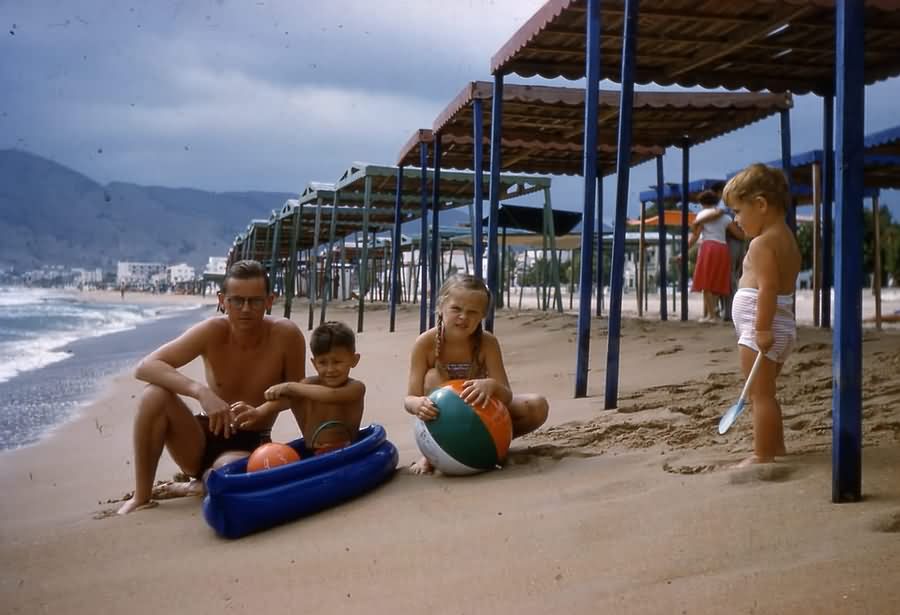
(117, 261), (166, 286)
(72, 267), (104, 286)
(167, 263), (196, 284)
(204, 256), (228, 275)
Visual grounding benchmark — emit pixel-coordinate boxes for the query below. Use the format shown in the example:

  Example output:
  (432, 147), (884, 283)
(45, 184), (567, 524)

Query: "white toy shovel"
(718, 351), (764, 435)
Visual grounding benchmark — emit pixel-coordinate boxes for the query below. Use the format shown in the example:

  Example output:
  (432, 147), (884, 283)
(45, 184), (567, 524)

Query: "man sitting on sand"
(117, 260), (306, 514)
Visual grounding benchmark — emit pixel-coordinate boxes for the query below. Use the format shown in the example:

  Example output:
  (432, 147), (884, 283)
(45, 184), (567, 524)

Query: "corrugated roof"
(332, 161), (550, 211)
(490, 0), (900, 96)
(398, 81), (788, 175)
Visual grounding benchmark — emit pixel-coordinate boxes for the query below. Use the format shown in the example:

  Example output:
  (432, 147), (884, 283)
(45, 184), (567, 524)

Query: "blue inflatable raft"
(202, 424), (398, 538)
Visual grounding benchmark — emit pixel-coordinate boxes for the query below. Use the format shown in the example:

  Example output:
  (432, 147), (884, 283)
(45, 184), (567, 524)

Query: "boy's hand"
(461, 379), (493, 407)
(232, 402), (267, 430)
(414, 396), (439, 421)
(264, 383), (290, 401)
(756, 330), (774, 353)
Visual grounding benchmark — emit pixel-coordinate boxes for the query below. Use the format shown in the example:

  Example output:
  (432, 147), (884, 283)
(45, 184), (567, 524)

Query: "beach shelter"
(490, 0), (900, 501)
(400, 81), (789, 330)
(331, 161), (550, 333)
(483, 203), (584, 311)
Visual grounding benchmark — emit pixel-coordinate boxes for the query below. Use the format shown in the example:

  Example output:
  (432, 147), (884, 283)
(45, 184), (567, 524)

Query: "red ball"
(246, 442), (301, 472)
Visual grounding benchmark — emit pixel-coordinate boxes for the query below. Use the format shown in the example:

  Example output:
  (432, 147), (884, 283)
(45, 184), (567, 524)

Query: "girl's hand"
(461, 379), (493, 407)
(415, 396), (439, 421)
(264, 383), (290, 401)
(756, 330), (774, 353)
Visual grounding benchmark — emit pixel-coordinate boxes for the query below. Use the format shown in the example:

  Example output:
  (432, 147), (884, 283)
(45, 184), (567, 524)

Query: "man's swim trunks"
(195, 414), (271, 475)
(732, 287), (796, 363)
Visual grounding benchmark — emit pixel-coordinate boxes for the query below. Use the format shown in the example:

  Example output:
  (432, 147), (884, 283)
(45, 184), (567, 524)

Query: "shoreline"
(0, 302), (212, 452)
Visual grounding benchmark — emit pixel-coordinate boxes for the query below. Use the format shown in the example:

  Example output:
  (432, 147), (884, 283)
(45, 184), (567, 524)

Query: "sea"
(0, 286), (213, 451)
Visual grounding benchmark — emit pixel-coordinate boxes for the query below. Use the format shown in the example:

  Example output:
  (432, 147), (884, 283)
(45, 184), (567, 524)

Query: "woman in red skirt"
(690, 191), (745, 321)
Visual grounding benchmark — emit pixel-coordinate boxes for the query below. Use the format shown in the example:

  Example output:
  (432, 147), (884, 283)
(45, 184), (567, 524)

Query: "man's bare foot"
(116, 498), (159, 515)
(151, 478), (205, 499)
(734, 454), (775, 468)
(408, 456), (435, 475)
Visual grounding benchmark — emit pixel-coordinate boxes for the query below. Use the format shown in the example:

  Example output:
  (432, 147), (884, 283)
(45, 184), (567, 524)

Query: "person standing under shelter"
(117, 260), (306, 514)
(692, 186), (747, 321)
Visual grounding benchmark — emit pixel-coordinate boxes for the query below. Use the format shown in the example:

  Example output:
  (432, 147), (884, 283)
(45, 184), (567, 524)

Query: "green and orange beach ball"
(413, 380), (513, 475)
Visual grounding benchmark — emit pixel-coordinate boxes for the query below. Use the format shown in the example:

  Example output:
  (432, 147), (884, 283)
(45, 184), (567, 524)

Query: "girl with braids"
(404, 274), (549, 474)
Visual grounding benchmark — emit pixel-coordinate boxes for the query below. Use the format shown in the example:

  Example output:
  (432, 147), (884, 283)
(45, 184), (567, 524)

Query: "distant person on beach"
(120, 284), (126, 300)
(688, 190), (745, 322)
(404, 273), (549, 474)
(723, 164), (800, 466)
(250, 320), (365, 455)
(690, 188), (747, 321)
(117, 259), (306, 514)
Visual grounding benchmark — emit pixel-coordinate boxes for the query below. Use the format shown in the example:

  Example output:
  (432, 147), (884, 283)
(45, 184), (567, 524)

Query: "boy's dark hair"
(310, 321), (356, 356)
(697, 190), (720, 206)
(222, 260), (270, 294)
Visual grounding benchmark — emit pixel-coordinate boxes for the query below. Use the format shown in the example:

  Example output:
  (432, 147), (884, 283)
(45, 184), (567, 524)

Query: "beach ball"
(413, 379), (513, 475)
(246, 442), (300, 473)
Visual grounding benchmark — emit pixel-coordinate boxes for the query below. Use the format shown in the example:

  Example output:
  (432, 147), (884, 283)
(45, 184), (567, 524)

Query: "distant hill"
(0, 149), (295, 271)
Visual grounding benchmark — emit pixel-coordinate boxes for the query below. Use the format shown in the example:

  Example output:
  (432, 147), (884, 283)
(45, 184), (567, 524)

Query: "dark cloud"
(1, 0), (897, 216)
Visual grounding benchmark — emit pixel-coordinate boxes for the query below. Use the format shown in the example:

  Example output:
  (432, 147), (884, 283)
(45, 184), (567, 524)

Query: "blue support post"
(781, 108), (796, 232)
(308, 197), (323, 331)
(486, 72), (504, 332)
(389, 166), (404, 332)
(473, 98), (485, 280)
(429, 133), (443, 327)
(283, 202), (302, 319)
(680, 140), (690, 321)
(822, 94), (834, 329)
(603, 0), (638, 409)
(832, 0), (864, 503)
(596, 173), (604, 317)
(656, 155), (667, 321)
(357, 177), (371, 333)
(267, 216), (281, 315)
(418, 142), (429, 333)
(574, 0), (601, 398)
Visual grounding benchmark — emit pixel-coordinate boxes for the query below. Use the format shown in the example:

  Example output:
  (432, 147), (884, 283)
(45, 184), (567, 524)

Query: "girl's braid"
(434, 312), (447, 378)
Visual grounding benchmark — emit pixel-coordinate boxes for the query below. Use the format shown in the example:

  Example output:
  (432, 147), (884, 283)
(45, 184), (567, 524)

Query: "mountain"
(0, 149), (294, 271)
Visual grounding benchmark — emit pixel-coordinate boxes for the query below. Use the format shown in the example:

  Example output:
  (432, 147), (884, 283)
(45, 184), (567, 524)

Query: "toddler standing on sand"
(722, 164), (801, 466)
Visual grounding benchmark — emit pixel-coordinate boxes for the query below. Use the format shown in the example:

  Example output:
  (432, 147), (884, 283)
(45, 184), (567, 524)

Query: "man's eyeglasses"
(224, 295), (267, 309)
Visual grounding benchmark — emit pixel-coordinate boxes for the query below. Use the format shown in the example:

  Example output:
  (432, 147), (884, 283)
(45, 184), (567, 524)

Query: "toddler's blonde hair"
(722, 163), (790, 212)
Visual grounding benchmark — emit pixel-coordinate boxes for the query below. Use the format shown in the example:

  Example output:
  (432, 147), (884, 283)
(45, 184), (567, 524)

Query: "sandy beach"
(2, 296), (899, 614)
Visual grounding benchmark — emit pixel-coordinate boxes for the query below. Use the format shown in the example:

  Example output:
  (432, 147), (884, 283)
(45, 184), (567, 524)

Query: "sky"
(2, 0), (898, 219)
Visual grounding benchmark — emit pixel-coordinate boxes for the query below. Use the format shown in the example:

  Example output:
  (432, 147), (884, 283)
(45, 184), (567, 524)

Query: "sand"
(2, 297), (899, 614)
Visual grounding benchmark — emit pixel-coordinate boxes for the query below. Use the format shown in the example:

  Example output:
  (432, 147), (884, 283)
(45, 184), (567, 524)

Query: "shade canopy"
(490, 0), (900, 96)
(334, 161), (550, 211)
(397, 82), (790, 176)
(481, 203), (583, 236)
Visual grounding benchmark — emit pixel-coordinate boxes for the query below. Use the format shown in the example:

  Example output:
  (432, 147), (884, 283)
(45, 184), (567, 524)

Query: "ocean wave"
(0, 287), (204, 384)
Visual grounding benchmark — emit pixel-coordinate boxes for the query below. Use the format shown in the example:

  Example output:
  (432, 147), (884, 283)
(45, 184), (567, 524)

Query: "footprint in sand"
(870, 511), (900, 533)
(787, 418), (811, 431)
(662, 461), (718, 475)
(655, 345), (683, 356)
(727, 463), (796, 485)
(507, 444), (599, 464)
(796, 342), (828, 353)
